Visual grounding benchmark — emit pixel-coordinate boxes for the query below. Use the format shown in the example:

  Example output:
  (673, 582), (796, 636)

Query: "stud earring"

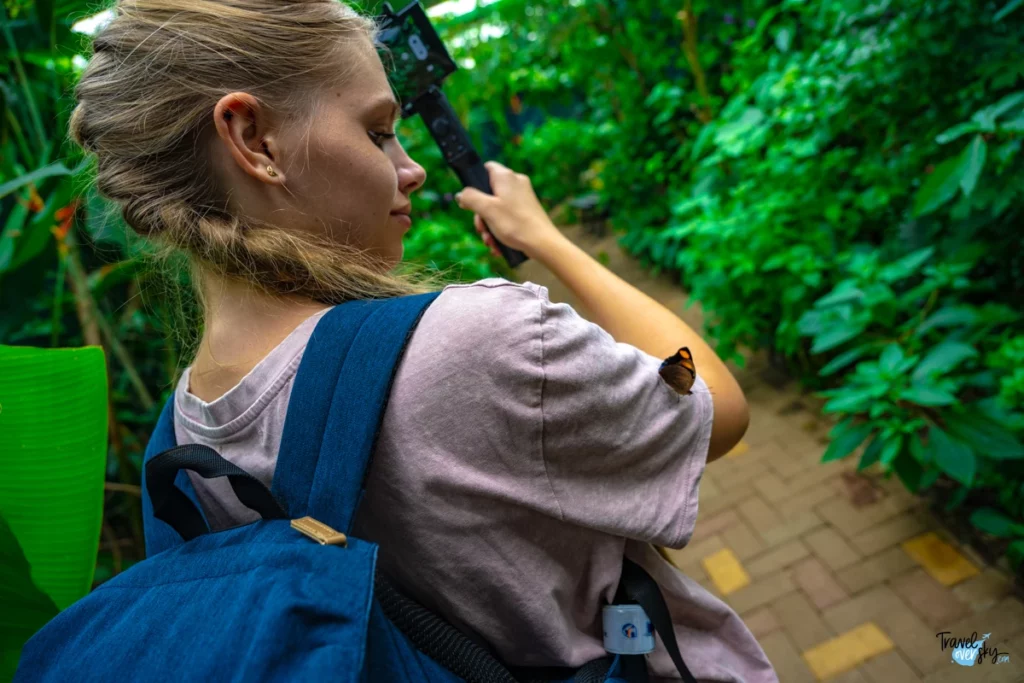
(266, 165), (277, 177)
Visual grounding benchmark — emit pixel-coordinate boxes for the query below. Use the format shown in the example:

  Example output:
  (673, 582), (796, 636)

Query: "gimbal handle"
(411, 88), (528, 268)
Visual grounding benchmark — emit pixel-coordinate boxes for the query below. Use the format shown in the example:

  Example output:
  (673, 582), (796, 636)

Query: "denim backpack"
(16, 292), (696, 683)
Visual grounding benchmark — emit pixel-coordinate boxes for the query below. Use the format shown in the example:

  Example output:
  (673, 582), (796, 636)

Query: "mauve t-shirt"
(173, 277), (777, 682)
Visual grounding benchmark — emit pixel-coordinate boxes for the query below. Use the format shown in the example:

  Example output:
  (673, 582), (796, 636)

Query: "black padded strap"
(374, 573), (519, 683)
(618, 558), (698, 683)
(146, 443), (287, 541)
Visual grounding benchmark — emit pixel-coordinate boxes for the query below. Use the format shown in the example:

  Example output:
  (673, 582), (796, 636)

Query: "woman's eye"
(369, 131), (397, 149)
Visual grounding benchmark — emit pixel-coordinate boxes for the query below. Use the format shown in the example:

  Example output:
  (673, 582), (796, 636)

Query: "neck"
(187, 271), (330, 402)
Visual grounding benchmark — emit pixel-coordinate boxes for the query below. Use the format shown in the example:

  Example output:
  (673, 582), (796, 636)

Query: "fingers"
(473, 215), (502, 258)
(455, 187), (496, 214)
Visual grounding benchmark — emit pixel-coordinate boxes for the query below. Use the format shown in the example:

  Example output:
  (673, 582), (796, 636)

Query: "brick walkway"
(518, 224), (1024, 682)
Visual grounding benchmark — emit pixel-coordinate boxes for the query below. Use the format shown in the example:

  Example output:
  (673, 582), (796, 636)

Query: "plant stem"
(680, 0), (713, 123)
(49, 247), (68, 346)
(63, 219), (155, 410)
(0, 2), (49, 163)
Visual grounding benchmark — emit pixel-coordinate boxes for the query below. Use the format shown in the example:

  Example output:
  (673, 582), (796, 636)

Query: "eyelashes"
(369, 131), (397, 148)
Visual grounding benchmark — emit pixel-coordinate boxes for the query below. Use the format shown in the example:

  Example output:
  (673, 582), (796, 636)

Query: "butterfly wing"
(659, 347), (696, 395)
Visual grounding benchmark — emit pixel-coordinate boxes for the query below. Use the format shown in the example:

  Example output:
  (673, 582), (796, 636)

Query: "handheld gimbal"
(377, 1), (528, 268)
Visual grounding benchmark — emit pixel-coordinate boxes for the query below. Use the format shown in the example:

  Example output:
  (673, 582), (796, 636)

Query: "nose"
(397, 151), (427, 195)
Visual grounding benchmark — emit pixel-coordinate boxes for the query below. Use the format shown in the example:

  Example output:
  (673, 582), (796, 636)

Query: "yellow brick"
(726, 441), (750, 458)
(802, 622), (893, 681)
(701, 548), (751, 595)
(901, 532), (979, 586)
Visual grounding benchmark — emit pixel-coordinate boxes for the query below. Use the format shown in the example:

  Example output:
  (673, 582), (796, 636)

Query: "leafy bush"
(4, 0), (1024, 580)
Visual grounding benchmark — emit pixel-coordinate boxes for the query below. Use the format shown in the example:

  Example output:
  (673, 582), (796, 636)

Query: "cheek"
(306, 143), (397, 228)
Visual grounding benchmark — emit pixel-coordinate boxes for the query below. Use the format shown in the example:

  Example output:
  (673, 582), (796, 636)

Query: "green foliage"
(4, 0), (1024, 588)
(0, 513), (59, 682)
(406, 0), (1024, 569)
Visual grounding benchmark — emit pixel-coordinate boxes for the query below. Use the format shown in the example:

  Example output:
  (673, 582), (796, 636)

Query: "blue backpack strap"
(273, 291), (441, 531)
(140, 396), (210, 556)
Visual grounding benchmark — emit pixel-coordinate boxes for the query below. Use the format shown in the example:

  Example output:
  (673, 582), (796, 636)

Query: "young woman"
(71, 1), (775, 680)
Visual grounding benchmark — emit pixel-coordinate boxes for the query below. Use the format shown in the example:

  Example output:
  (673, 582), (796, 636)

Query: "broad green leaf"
(857, 435), (884, 470)
(879, 247), (934, 283)
(0, 512), (60, 682)
(878, 343), (906, 374)
(0, 163), (72, 202)
(811, 318), (869, 354)
(958, 136), (987, 197)
(1009, 540), (1024, 570)
(927, 426), (976, 486)
(913, 155), (963, 217)
(892, 450), (928, 493)
(813, 285), (864, 308)
(916, 306), (978, 335)
(820, 346), (871, 377)
(944, 409), (1024, 460)
(880, 434), (904, 467)
(970, 508), (1024, 538)
(912, 341), (978, 382)
(899, 384), (957, 406)
(995, 0), (1024, 20)
(936, 122), (979, 145)
(823, 386), (877, 414)
(0, 346), (107, 612)
(822, 420), (874, 463)
(0, 203), (30, 274)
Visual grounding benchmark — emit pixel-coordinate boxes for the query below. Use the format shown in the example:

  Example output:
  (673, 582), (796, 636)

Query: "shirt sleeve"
(535, 283), (714, 549)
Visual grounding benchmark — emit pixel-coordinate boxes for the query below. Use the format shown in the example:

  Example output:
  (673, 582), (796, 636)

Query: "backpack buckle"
(291, 517), (348, 547)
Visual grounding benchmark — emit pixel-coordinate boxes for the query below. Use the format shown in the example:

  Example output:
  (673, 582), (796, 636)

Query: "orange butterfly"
(659, 347), (696, 395)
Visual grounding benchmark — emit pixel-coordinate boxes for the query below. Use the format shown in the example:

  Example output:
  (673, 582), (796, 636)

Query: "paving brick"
(746, 539), (811, 578)
(802, 622), (894, 681)
(726, 570), (797, 615)
(760, 511), (826, 546)
(951, 568), (1012, 614)
(850, 514), (929, 556)
(890, 568), (971, 630)
(780, 459), (847, 498)
(691, 509), (741, 542)
(699, 482), (757, 517)
(859, 650), (921, 682)
(702, 548), (751, 595)
(804, 527), (863, 571)
(944, 596), (1024, 642)
(754, 472), (789, 503)
(744, 606), (782, 639)
(778, 482), (843, 520)
(829, 669), (871, 683)
(822, 585), (900, 633)
(835, 546), (917, 595)
(901, 532), (980, 587)
(739, 496), (784, 536)
(821, 586), (944, 675)
(665, 534), (724, 569)
(772, 590), (835, 650)
(697, 475), (721, 500)
(722, 520), (766, 560)
(758, 631), (816, 683)
(770, 453), (814, 480)
(712, 460), (770, 489)
(817, 495), (920, 540)
(793, 556), (850, 610)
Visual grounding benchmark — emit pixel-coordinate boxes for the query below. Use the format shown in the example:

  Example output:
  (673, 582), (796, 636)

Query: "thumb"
(455, 187), (497, 214)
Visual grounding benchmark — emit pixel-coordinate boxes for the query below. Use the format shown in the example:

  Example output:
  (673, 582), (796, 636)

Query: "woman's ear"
(213, 92), (284, 184)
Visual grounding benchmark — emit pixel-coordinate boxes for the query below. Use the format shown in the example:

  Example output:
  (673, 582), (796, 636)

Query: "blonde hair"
(68, 0), (453, 377)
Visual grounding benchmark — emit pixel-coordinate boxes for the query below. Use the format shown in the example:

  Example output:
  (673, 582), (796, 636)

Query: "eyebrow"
(368, 94), (401, 122)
